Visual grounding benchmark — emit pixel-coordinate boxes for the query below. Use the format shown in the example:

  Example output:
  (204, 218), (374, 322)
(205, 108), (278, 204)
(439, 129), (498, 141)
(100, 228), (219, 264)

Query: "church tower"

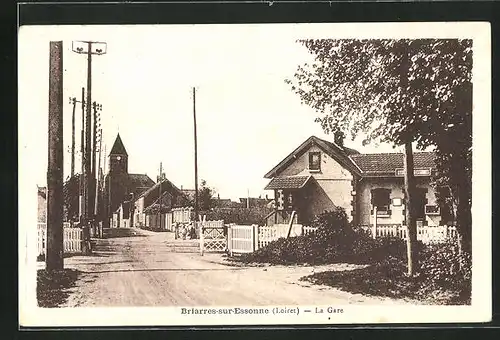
(109, 133), (128, 174)
(105, 133), (130, 225)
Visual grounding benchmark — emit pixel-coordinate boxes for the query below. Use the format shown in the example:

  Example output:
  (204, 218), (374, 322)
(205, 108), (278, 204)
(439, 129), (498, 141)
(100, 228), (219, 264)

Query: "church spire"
(109, 133), (128, 156)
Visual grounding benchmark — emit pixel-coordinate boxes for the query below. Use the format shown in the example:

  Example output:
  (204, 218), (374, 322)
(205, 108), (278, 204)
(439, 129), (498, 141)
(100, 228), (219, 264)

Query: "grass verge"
(300, 259), (471, 305)
(37, 269), (80, 307)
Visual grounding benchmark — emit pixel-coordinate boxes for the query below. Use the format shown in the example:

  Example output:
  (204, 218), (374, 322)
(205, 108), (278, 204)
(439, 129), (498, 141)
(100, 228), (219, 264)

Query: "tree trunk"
(404, 141), (418, 276)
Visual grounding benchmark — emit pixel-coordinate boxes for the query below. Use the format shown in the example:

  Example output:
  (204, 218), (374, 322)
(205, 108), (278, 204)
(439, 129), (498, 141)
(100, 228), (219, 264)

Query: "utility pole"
(69, 90), (85, 225)
(158, 162), (163, 229)
(72, 40), (107, 253)
(92, 101), (102, 234)
(103, 144), (107, 174)
(46, 41), (64, 271)
(94, 126), (102, 218)
(193, 87), (199, 224)
(79, 87), (85, 223)
(94, 126), (102, 236)
(68, 97), (77, 178)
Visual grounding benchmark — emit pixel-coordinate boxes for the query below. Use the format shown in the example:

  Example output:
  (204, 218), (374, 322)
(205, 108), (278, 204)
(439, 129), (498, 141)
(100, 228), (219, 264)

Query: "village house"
(264, 134), (447, 228)
(132, 177), (189, 229)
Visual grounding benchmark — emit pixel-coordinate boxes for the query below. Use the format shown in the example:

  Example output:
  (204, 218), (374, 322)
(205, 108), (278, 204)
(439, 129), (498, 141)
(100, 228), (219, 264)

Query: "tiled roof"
(264, 176), (311, 190)
(127, 174), (155, 197)
(321, 139), (360, 156)
(138, 177), (182, 200)
(350, 152), (436, 175)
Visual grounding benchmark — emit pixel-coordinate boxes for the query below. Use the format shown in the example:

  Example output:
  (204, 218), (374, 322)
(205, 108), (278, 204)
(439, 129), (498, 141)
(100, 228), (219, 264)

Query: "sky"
(19, 23), (473, 201)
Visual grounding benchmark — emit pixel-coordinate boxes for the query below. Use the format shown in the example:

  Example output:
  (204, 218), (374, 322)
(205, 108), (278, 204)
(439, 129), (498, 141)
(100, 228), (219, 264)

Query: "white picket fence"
(227, 224), (459, 256)
(367, 224), (458, 244)
(228, 224), (317, 255)
(37, 223), (83, 256)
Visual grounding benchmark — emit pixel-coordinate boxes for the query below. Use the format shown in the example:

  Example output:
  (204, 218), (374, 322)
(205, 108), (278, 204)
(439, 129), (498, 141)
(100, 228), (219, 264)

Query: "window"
(425, 205), (440, 215)
(371, 188), (391, 216)
(308, 152), (321, 171)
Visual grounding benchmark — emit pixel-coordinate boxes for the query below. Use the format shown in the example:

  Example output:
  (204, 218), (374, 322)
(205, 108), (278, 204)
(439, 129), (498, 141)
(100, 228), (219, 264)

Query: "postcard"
(18, 22), (491, 327)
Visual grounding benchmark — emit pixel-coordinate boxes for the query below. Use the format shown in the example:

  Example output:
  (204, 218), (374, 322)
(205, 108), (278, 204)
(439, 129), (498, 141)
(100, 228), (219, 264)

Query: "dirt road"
(56, 229), (414, 307)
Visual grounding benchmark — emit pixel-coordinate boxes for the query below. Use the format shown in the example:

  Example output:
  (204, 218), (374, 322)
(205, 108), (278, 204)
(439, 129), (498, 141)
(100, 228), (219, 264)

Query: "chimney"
(334, 131), (345, 147)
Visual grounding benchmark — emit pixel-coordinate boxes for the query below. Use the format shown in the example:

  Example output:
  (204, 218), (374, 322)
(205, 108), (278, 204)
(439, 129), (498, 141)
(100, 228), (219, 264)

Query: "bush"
(240, 234), (324, 265)
(238, 208), (432, 267)
(203, 207), (272, 225)
(302, 240), (472, 305)
(418, 241), (472, 303)
(240, 208), (369, 265)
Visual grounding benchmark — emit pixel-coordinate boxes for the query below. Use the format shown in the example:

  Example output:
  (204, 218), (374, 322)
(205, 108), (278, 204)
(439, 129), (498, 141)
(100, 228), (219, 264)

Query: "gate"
(199, 220), (226, 255)
(227, 224), (257, 256)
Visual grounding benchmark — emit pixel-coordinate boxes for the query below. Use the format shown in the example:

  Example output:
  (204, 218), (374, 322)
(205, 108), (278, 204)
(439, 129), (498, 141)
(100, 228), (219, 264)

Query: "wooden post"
(199, 220), (204, 256)
(79, 87), (85, 222)
(286, 210), (297, 238)
(227, 224), (232, 256)
(91, 102), (97, 221)
(70, 98), (76, 178)
(193, 87), (199, 223)
(372, 206), (377, 239)
(254, 224), (260, 251)
(46, 41), (64, 271)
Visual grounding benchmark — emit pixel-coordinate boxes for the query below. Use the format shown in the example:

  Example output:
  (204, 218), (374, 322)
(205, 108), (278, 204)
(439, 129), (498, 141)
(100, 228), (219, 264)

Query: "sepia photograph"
(18, 22), (491, 327)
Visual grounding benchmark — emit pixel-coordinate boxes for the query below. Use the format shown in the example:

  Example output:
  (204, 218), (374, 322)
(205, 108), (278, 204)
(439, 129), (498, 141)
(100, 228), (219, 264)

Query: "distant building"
(133, 178), (189, 229)
(103, 134), (155, 228)
(180, 188), (196, 203)
(238, 197), (272, 209)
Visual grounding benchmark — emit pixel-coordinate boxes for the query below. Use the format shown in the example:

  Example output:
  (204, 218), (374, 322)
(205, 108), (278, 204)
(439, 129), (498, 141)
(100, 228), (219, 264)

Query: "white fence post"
(199, 221), (204, 256)
(227, 225), (232, 256)
(253, 224), (259, 251)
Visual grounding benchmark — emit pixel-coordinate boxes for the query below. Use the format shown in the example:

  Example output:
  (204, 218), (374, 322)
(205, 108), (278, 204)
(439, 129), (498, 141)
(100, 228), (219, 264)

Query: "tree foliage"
(286, 39), (472, 247)
(63, 174), (80, 222)
(189, 179), (216, 211)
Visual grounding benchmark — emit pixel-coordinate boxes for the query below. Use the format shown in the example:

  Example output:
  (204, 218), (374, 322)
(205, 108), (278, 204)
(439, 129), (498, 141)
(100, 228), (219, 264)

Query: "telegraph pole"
(70, 88), (86, 224)
(46, 41), (64, 271)
(72, 40), (107, 252)
(92, 101), (102, 228)
(193, 87), (199, 223)
(69, 97), (77, 178)
(158, 162), (163, 229)
(94, 126), (103, 235)
(79, 87), (85, 223)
